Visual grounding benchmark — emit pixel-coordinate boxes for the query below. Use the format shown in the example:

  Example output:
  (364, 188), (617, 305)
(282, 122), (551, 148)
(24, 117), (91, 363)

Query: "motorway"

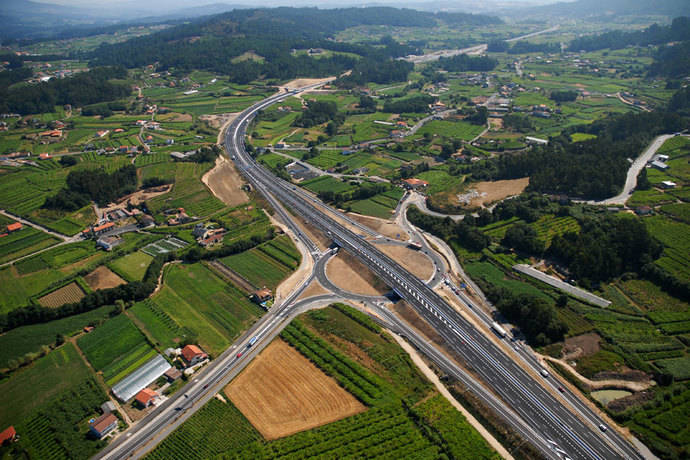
(224, 87), (643, 460)
(98, 85), (644, 460)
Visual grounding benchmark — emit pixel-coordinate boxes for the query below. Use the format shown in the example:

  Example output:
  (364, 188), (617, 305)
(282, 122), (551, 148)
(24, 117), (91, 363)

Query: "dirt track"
(225, 339), (366, 439)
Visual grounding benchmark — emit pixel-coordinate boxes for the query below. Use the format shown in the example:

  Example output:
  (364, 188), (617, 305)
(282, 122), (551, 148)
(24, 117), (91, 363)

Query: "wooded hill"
(87, 7), (500, 85)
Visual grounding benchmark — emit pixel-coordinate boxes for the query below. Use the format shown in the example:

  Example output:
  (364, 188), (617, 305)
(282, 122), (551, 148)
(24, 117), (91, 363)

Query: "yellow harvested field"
(225, 339), (366, 440)
(84, 265), (126, 290)
(38, 282), (85, 308)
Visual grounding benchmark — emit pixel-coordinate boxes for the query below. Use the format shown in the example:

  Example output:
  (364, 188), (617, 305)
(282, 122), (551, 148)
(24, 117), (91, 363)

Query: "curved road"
(224, 87), (642, 460)
(97, 84), (645, 460)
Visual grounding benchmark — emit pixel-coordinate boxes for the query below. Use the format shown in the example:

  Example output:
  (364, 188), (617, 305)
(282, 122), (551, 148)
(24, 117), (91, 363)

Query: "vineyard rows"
(281, 321), (385, 406)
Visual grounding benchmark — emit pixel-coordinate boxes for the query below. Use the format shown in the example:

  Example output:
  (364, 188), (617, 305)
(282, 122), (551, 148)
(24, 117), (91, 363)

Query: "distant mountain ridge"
(511, 0), (689, 19)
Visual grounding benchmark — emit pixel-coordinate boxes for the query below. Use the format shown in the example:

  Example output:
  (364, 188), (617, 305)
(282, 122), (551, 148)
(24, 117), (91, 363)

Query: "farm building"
(0, 426), (16, 444)
(650, 160), (669, 170)
(181, 344), (208, 366)
(97, 236), (122, 251)
(164, 367), (182, 382)
(101, 401), (116, 414)
(199, 232), (224, 247)
(402, 178), (429, 190)
(111, 354), (171, 402)
(6, 222), (22, 233)
(134, 388), (158, 408)
(525, 136), (548, 145)
(252, 288), (273, 305)
(89, 413), (118, 439)
(661, 181), (677, 189)
(92, 222), (115, 235)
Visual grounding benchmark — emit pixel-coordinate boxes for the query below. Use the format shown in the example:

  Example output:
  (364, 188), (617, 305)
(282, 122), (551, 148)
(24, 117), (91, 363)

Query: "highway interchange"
(97, 84), (646, 460)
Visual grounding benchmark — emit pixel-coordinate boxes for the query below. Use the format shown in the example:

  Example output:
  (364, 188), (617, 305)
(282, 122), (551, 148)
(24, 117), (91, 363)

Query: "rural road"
(587, 134), (674, 205)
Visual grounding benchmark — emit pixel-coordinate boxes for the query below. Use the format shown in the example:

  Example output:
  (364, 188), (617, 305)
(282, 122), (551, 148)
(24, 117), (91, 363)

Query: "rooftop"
(90, 413), (118, 434)
(111, 354), (171, 402)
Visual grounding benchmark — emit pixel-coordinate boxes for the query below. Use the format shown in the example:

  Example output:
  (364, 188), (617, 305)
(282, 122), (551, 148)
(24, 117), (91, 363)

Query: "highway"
(98, 84), (644, 460)
(224, 86), (643, 460)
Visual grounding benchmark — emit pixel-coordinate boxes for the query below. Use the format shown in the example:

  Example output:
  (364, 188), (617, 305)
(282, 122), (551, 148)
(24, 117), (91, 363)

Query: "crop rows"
(258, 242), (299, 270)
(281, 321), (384, 406)
(23, 415), (68, 459)
(660, 321), (690, 335)
(222, 248), (292, 289)
(648, 311), (690, 324)
(531, 215), (579, 245)
(269, 408), (433, 460)
(135, 152), (170, 167)
(146, 398), (261, 460)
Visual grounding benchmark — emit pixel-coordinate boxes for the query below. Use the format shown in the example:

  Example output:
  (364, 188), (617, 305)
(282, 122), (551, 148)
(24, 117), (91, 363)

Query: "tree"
(502, 222), (544, 255)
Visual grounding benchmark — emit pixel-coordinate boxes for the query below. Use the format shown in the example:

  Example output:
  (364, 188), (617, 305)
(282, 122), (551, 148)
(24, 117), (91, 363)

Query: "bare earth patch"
(349, 213), (409, 241)
(280, 77), (335, 92)
(296, 279), (330, 301)
(38, 282), (85, 308)
(225, 339), (366, 439)
(84, 266), (126, 290)
(202, 156), (249, 207)
(378, 245), (434, 280)
(563, 332), (601, 360)
(326, 251), (389, 296)
(465, 177), (529, 207)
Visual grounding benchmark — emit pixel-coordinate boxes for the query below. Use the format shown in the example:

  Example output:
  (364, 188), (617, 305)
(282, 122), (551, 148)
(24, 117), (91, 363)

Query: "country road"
(587, 134), (674, 205)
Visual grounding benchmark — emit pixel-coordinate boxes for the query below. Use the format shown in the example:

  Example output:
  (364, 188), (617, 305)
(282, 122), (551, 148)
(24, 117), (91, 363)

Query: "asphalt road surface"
(224, 88), (643, 460)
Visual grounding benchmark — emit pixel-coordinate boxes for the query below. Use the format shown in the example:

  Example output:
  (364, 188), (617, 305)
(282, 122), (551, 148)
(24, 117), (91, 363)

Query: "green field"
(301, 175), (355, 194)
(531, 214), (580, 246)
(416, 169), (463, 194)
(0, 226), (59, 264)
(0, 304), (112, 370)
(140, 262), (264, 355)
(77, 313), (155, 384)
(221, 236), (298, 290)
(416, 119), (485, 141)
(145, 161), (225, 219)
(465, 262), (552, 301)
(644, 216), (690, 281)
(109, 251), (154, 281)
(0, 342), (95, 429)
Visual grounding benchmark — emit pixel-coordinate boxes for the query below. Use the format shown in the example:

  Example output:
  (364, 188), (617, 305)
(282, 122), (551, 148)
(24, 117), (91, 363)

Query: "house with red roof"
(134, 388), (158, 408)
(0, 426), (16, 445)
(402, 178), (429, 190)
(89, 413), (118, 439)
(6, 222), (22, 233)
(181, 344), (208, 366)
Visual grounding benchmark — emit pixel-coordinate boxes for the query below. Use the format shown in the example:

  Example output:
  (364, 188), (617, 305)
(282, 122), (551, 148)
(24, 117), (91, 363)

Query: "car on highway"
(599, 424), (608, 432)
(558, 386), (565, 393)
(540, 369), (549, 378)
(236, 352), (243, 358)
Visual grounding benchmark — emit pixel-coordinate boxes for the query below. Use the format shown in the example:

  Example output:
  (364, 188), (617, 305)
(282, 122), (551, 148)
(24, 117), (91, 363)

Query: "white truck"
(491, 322), (507, 338)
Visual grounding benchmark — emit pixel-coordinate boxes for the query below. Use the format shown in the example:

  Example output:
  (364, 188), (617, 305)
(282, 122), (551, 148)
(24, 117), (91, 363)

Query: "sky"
(39, 0), (558, 6)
